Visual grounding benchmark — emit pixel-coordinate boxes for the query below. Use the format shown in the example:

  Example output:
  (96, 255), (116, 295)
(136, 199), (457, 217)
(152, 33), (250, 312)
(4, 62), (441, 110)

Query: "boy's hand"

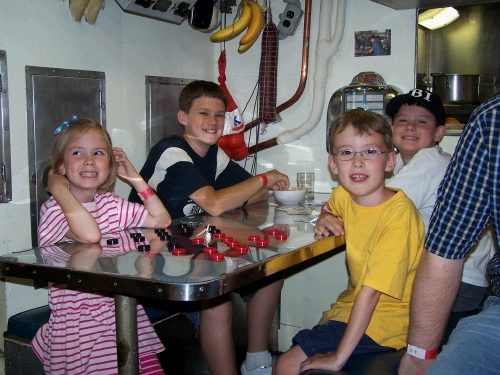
(264, 169), (290, 190)
(314, 213), (344, 237)
(300, 351), (345, 372)
(114, 147), (140, 181)
(46, 169), (70, 194)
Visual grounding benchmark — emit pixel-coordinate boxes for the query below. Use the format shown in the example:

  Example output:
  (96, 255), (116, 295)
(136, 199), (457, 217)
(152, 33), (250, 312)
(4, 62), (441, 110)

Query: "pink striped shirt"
(38, 192), (148, 247)
(32, 196), (165, 374)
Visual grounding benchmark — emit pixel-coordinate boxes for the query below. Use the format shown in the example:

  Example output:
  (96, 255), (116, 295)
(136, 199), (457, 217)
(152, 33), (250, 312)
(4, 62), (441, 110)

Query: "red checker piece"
(235, 245), (249, 254)
(248, 235), (260, 241)
(267, 229), (279, 235)
(203, 247), (217, 254)
(192, 238), (204, 245)
(172, 248), (186, 256)
(275, 233), (288, 240)
(228, 240), (239, 248)
(256, 240), (269, 247)
(210, 253), (225, 261)
(222, 236), (233, 244)
(213, 233), (226, 239)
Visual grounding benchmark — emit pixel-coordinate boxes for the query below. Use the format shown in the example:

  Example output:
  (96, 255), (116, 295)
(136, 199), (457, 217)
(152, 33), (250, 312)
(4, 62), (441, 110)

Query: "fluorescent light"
(418, 7), (459, 30)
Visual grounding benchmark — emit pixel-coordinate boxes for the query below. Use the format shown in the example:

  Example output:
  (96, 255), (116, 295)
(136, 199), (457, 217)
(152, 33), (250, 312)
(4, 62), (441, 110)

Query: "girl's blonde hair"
(52, 118), (117, 193)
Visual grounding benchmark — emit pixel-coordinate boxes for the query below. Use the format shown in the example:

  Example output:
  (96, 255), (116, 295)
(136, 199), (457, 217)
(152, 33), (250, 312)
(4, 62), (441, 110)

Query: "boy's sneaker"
(240, 360), (273, 375)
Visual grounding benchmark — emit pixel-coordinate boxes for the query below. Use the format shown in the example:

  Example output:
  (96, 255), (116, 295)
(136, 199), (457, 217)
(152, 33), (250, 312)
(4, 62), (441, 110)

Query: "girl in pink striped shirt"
(32, 117), (171, 375)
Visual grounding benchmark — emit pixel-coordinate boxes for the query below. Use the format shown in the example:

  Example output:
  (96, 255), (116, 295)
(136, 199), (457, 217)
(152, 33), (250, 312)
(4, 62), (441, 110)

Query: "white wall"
(0, 0), (215, 342)
(0, 0), (421, 351)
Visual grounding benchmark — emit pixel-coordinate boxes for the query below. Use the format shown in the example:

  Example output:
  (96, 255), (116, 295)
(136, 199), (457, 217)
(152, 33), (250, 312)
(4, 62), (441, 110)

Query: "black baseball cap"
(385, 89), (446, 125)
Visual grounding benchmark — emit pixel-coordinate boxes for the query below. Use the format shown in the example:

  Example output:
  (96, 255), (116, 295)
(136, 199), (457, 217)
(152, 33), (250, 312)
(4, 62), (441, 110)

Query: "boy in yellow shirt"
(273, 109), (425, 375)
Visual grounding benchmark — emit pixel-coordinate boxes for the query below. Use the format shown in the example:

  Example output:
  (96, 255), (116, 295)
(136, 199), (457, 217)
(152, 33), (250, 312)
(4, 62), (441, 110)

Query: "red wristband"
(138, 186), (155, 201)
(407, 344), (439, 360)
(259, 174), (268, 187)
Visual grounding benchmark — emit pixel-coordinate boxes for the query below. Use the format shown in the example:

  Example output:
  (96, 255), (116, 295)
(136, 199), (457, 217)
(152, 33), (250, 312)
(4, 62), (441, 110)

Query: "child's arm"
(314, 202), (345, 237)
(189, 169), (289, 216)
(62, 242), (102, 271)
(300, 286), (381, 372)
(114, 148), (171, 228)
(46, 170), (101, 243)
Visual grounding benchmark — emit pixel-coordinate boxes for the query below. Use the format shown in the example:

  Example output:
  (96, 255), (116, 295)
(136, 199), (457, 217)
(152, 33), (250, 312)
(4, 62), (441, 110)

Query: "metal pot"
(431, 73), (481, 103)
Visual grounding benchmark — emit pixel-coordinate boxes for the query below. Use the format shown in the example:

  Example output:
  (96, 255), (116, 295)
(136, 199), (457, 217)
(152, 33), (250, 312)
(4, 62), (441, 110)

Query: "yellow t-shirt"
(319, 185), (424, 349)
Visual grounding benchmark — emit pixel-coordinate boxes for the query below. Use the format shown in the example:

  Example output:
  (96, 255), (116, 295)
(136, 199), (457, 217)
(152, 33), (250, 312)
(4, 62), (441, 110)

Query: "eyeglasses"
(332, 148), (388, 161)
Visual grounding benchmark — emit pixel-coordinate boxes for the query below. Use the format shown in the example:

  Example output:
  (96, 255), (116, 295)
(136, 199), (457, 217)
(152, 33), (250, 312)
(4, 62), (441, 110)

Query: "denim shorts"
(292, 320), (395, 358)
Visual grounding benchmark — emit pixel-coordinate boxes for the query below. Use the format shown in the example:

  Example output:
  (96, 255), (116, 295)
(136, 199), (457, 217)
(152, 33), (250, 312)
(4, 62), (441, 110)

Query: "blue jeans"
(427, 296), (500, 375)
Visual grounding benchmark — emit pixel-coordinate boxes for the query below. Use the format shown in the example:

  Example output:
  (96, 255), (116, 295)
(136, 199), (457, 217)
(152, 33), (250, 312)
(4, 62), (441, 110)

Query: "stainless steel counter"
(0, 195), (345, 374)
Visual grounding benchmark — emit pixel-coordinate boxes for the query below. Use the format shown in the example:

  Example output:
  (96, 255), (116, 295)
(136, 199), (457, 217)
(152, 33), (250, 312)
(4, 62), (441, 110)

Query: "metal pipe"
(249, 0), (346, 154)
(245, 0), (312, 137)
(115, 294), (139, 375)
(250, 137), (278, 154)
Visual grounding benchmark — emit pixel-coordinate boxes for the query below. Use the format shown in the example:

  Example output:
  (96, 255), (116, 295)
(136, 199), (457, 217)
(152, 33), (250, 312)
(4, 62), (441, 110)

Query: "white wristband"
(407, 344), (438, 360)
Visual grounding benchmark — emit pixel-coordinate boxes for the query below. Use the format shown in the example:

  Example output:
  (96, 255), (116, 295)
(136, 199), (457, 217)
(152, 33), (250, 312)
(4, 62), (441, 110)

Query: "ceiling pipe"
(248, 0), (346, 154)
(245, 0), (312, 136)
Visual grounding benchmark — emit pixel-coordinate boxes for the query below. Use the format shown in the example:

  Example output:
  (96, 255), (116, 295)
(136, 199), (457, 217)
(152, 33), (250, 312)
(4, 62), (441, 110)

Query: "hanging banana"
(210, 1), (253, 42)
(237, 38), (256, 53)
(239, 0), (264, 49)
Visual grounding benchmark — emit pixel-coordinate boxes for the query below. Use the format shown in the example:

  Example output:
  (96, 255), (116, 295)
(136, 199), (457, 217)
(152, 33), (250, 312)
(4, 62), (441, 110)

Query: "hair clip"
(54, 115), (78, 135)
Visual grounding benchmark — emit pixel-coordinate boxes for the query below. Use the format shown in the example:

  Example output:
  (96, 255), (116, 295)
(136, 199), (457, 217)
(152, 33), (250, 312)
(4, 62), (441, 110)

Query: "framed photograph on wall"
(355, 29), (391, 57)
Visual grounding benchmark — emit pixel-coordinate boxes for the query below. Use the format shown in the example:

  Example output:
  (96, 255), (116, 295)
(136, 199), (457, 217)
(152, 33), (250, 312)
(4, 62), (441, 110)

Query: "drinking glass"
(297, 172), (315, 203)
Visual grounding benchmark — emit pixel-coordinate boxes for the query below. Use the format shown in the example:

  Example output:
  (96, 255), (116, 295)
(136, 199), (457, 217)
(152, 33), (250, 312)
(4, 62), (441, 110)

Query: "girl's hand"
(300, 352), (345, 372)
(114, 147), (140, 181)
(46, 169), (70, 194)
(314, 213), (345, 237)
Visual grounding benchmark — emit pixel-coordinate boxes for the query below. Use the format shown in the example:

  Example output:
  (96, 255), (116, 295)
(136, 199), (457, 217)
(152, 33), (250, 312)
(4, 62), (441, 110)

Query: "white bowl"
(273, 188), (307, 205)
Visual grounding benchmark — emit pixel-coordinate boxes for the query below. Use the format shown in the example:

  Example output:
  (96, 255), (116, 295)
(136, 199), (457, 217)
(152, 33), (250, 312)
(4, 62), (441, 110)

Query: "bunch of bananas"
(210, 0), (264, 53)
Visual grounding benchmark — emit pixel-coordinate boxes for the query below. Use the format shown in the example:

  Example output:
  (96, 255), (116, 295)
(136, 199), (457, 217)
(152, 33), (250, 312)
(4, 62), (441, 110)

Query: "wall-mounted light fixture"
(418, 7), (459, 30)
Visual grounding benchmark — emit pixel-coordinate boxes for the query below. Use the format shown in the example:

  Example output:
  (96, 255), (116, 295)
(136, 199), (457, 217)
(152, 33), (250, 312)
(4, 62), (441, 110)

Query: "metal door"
(146, 76), (193, 152)
(26, 66), (106, 247)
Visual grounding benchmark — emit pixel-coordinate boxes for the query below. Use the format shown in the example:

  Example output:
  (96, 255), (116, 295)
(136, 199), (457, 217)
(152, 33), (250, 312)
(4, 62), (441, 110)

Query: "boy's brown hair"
(328, 108), (393, 154)
(179, 80), (228, 113)
(52, 118), (117, 193)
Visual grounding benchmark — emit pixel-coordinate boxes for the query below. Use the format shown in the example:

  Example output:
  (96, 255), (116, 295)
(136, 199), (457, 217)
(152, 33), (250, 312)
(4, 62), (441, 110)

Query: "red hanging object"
(217, 50), (248, 161)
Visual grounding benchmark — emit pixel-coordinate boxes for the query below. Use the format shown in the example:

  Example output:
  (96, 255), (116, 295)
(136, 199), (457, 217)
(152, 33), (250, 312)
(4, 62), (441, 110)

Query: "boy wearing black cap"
(386, 89), (495, 315)
(385, 89), (449, 225)
(385, 88), (447, 167)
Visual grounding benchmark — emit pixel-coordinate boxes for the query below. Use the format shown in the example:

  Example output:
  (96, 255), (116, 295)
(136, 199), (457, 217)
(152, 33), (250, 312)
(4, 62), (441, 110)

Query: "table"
(0, 194), (345, 374)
